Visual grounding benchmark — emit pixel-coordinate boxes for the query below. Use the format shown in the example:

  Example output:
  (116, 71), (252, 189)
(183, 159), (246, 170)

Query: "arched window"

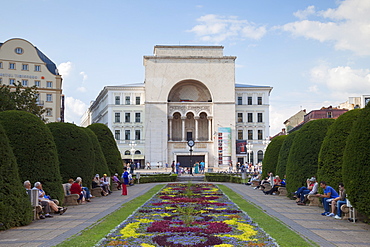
(135, 150), (141, 154)
(257, 150), (264, 163)
(124, 150), (130, 155)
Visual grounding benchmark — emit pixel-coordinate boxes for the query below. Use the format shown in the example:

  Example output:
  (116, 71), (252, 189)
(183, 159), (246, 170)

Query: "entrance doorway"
(177, 155), (205, 167)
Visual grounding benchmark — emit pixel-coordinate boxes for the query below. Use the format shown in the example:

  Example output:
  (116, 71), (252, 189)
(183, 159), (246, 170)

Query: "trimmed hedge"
(342, 104), (370, 217)
(88, 123), (122, 175)
(84, 128), (110, 178)
(262, 135), (287, 178)
(286, 119), (335, 194)
(48, 122), (95, 187)
(275, 132), (298, 178)
(0, 111), (64, 202)
(205, 173), (242, 183)
(137, 173), (178, 183)
(317, 109), (361, 188)
(0, 124), (33, 230)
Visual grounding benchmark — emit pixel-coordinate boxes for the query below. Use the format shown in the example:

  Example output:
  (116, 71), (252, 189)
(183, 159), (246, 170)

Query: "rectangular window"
(125, 130), (130, 140)
(258, 130), (263, 140)
(115, 96), (120, 105)
(9, 79), (15, 85)
(258, 97), (262, 105)
(247, 96), (252, 105)
(327, 112), (332, 118)
(35, 93), (40, 103)
(46, 81), (52, 88)
(237, 96), (242, 105)
(34, 65), (41, 71)
(22, 64), (29, 71)
(46, 94), (52, 102)
(34, 80), (40, 87)
(46, 108), (52, 116)
(22, 79), (28, 86)
(237, 130), (243, 140)
(247, 113), (253, 123)
(248, 130), (253, 140)
(125, 96), (130, 105)
(115, 112), (120, 122)
(115, 130), (120, 140)
(136, 96), (140, 105)
(135, 113), (141, 123)
(135, 130), (140, 140)
(0, 62), (3, 69)
(125, 113), (130, 123)
(0, 78), (2, 84)
(9, 63), (16, 70)
(257, 113), (263, 122)
(237, 113), (243, 122)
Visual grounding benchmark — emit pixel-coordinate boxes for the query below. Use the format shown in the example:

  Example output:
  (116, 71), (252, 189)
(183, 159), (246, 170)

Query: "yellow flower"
(214, 244), (234, 247)
(217, 218), (258, 241)
(141, 243), (156, 247)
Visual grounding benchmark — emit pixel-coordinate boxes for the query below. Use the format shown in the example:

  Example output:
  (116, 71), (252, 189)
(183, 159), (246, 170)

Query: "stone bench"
(262, 183), (272, 192)
(278, 187), (287, 196)
(307, 194), (321, 207)
(251, 180), (260, 187)
(91, 187), (103, 197)
(62, 183), (79, 206)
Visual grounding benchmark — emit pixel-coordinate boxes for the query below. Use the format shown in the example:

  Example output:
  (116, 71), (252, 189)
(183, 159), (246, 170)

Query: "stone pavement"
(1, 180), (369, 247)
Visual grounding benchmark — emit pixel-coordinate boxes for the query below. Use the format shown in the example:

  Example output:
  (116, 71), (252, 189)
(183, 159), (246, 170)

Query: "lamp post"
(129, 141), (137, 164)
(246, 142), (253, 165)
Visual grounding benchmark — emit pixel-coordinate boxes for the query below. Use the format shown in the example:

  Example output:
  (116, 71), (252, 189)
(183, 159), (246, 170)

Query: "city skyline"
(1, 0), (369, 135)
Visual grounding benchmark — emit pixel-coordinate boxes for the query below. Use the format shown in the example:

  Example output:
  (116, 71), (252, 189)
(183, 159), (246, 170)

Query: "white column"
(181, 116), (186, 141)
(207, 117), (212, 141)
(194, 116), (199, 141)
(168, 117), (173, 141)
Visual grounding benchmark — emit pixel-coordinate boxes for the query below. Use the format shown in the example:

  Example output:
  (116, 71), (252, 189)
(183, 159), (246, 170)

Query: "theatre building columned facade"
(82, 45), (272, 170)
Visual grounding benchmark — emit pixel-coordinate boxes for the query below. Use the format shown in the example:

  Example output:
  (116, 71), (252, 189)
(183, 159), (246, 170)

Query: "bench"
(262, 183), (272, 192)
(251, 180), (260, 187)
(27, 189), (42, 220)
(278, 187), (287, 196)
(307, 194), (321, 207)
(91, 187), (103, 197)
(62, 183), (79, 206)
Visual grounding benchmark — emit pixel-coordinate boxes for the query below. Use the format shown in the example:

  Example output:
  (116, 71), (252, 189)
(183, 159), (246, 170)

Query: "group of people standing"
(171, 160), (206, 175)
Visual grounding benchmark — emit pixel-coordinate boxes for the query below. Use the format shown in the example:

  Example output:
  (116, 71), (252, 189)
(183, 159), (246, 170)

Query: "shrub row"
(136, 174), (178, 183)
(205, 173), (242, 183)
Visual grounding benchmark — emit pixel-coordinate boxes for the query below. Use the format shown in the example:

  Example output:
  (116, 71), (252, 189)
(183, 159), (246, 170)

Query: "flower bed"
(98, 183), (277, 247)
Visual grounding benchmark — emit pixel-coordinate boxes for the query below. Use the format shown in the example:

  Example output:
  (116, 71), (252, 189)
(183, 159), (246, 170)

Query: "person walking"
(121, 167), (129, 196)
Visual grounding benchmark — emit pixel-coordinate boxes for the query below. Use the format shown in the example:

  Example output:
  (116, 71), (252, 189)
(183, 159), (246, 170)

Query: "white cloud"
(280, 0), (370, 55)
(293, 5), (316, 20)
(64, 96), (88, 124)
(57, 61), (72, 77)
(77, 86), (87, 92)
(189, 14), (266, 43)
(80, 71), (88, 82)
(310, 64), (370, 95)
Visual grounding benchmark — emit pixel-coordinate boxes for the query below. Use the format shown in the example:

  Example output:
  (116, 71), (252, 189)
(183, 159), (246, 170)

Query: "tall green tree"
(275, 131), (298, 178)
(262, 135), (286, 178)
(48, 123), (95, 187)
(0, 124), (33, 230)
(0, 82), (46, 121)
(0, 111), (64, 202)
(342, 104), (370, 217)
(317, 109), (361, 187)
(286, 119), (335, 194)
(88, 123), (122, 175)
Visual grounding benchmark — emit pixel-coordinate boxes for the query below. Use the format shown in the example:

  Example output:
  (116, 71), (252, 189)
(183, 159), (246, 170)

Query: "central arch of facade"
(167, 80), (213, 142)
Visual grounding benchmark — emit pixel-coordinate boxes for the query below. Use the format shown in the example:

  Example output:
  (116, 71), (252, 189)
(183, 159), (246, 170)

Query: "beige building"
(0, 38), (63, 122)
(83, 45), (272, 169)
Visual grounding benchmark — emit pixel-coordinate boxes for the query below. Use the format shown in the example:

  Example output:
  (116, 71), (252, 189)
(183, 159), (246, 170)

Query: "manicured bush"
(138, 173), (178, 183)
(88, 123), (123, 175)
(285, 119), (335, 194)
(317, 109), (361, 188)
(342, 104), (370, 217)
(48, 122), (95, 187)
(0, 124), (33, 230)
(262, 135), (286, 178)
(84, 128), (110, 178)
(0, 111), (64, 202)
(204, 173), (241, 183)
(275, 132), (298, 178)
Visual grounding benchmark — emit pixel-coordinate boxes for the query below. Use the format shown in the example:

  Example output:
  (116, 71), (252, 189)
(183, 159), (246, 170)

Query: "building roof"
(35, 47), (59, 75)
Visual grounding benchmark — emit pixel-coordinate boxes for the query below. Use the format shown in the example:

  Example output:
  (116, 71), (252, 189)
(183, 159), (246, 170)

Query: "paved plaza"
(1, 175), (369, 247)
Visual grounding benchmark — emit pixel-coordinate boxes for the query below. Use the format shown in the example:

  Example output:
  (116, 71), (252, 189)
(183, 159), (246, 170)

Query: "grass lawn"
(56, 185), (164, 247)
(218, 184), (317, 247)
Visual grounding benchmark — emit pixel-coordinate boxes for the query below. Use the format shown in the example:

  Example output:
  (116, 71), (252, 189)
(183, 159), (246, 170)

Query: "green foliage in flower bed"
(205, 173), (242, 183)
(136, 173), (178, 183)
(98, 183), (278, 246)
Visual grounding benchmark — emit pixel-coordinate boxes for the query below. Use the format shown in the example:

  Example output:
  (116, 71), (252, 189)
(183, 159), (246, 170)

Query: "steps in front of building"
(177, 175), (205, 182)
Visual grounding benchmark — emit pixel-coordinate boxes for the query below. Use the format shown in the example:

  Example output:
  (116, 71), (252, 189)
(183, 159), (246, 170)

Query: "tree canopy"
(262, 135), (286, 178)
(275, 131), (298, 178)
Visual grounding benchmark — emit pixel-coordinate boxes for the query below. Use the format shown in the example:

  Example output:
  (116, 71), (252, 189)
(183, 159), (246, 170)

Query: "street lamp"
(129, 141), (137, 164)
(246, 142), (253, 165)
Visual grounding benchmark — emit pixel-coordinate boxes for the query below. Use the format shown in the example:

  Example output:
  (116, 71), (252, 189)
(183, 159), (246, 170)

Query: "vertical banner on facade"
(218, 127), (231, 165)
(236, 140), (247, 154)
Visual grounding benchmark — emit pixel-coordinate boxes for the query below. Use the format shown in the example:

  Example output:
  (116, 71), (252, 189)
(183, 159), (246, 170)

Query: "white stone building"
(0, 38), (63, 122)
(82, 45), (272, 170)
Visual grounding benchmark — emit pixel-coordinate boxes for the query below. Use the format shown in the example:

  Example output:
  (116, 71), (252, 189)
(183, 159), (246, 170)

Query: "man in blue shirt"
(315, 181), (339, 216)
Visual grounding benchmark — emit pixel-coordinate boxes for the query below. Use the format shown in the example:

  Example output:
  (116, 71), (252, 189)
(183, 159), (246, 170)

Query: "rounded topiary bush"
(0, 124), (33, 230)
(0, 111), (64, 202)
(317, 109), (361, 188)
(48, 122), (94, 187)
(286, 118), (335, 194)
(84, 128), (110, 178)
(275, 131), (298, 178)
(342, 104), (370, 217)
(88, 123), (122, 175)
(262, 135), (286, 178)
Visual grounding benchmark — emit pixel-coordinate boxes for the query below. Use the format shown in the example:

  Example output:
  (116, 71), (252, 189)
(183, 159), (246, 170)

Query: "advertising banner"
(218, 127), (231, 165)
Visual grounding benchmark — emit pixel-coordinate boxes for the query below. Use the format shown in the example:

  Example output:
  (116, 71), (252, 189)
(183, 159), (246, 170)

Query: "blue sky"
(2, 0), (370, 135)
